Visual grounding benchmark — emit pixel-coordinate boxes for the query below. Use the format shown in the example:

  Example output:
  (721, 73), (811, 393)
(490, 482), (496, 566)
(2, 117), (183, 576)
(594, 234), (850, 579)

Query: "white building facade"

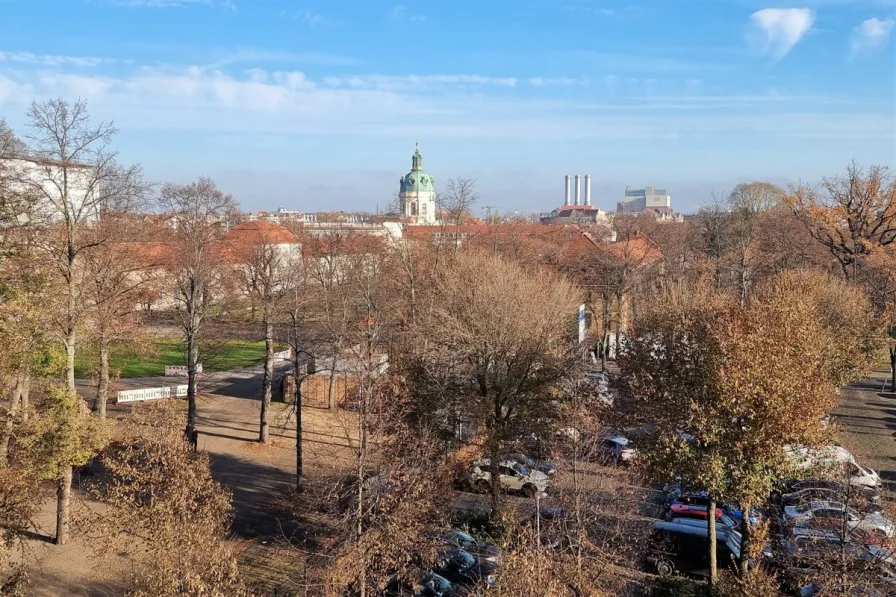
(2, 156), (98, 223)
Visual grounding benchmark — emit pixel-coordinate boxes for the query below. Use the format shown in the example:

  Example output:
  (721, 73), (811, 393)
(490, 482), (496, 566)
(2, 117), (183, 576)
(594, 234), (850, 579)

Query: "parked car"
(785, 446), (881, 488)
(782, 500), (895, 539)
(665, 505), (737, 528)
(434, 530), (502, 563)
(596, 435), (637, 464)
(646, 520), (744, 577)
(781, 487), (882, 512)
(468, 459), (549, 497)
(503, 453), (557, 476)
(665, 489), (761, 524)
(383, 571), (468, 597)
(432, 548), (498, 589)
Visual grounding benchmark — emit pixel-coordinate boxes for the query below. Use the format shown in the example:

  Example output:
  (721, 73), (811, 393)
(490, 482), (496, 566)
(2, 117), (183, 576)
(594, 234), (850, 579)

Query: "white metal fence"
(116, 384), (189, 404)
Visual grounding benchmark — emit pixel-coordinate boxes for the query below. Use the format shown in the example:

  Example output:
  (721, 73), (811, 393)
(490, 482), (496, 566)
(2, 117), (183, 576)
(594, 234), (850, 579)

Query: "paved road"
(833, 367), (896, 487)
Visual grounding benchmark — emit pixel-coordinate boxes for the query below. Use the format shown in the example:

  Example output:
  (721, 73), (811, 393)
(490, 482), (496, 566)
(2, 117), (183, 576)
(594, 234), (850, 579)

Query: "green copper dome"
(400, 141), (435, 193)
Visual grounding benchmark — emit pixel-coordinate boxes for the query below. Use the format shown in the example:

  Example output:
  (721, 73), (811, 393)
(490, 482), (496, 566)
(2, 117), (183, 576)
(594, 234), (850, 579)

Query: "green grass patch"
(75, 338), (286, 379)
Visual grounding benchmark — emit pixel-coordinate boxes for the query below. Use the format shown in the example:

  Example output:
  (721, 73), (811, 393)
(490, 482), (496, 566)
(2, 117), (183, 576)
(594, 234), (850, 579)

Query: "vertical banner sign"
(577, 304), (586, 345)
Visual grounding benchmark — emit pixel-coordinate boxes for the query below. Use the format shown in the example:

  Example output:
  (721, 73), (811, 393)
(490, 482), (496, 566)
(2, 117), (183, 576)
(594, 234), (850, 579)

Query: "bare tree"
(788, 162), (896, 280)
(158, 178), (238, 434)
(278, 244), (314, 487)
(425, 251), (580, 515)
(231, 222), (295, 443)
(82, 219), (158, 417)
(22, 99), (147, 392)
(438, 177), (479, 253)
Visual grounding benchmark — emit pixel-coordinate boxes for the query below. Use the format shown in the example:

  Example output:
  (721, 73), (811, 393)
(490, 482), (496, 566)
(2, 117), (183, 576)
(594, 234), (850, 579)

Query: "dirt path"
(13, 372), (360, 596)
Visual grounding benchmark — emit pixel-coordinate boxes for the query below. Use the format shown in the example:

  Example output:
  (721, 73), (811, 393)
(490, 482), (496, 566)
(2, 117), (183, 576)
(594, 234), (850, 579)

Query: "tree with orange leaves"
(787, 162), (896, 281)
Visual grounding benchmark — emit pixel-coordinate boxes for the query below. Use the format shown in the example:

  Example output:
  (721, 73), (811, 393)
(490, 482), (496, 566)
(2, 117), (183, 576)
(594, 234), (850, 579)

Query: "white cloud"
(323, 74), (519, 91)
(210, 49), (359, 67)
(749, 8), (815, 59)
(301, 12), (328, 26)
(0, 64), (890, 142)
(528, 77), (584, 86)
(391, 4), (426, 22)
(0, 51), (113, 67)
(851, 17), (895, 56)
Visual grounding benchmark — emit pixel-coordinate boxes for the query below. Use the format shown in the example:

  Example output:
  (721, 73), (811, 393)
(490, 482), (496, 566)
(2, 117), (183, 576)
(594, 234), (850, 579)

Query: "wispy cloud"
(749, 8), (815, 60)
(0, 51), (115, 67)
(0, 64), (890, 142)
(323, 74), (519, 91)
(851, 17), (895, 56)
(391, 4), (427, 22)
(564, 4), (655, 17)
(209, 49), (359, 67)
(301, 11), (328, 26)
(527, 77), (586, 86)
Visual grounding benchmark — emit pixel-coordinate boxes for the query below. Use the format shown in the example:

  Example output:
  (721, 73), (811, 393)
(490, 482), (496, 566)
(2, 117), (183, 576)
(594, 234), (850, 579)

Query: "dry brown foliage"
(89, 399), (250, 597)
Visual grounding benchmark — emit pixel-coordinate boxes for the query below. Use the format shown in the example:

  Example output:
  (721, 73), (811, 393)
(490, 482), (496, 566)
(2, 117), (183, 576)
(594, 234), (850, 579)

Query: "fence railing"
(115, 384), (189, 404)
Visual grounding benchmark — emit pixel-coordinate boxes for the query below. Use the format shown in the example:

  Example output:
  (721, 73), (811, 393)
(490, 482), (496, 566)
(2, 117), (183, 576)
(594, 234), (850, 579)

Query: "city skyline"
(0, 0), (893, 213)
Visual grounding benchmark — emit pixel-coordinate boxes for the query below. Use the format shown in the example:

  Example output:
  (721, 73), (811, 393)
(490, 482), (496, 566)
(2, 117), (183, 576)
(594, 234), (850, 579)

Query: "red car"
(668, 502), (724, 520)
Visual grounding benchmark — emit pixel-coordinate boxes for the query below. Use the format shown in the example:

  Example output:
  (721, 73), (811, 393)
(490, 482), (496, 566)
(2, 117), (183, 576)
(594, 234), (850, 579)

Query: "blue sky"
(0, 0), (894, 214)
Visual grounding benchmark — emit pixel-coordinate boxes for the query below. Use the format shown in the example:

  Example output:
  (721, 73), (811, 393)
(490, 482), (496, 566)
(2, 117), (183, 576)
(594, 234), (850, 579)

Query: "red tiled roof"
(302, 234), (387, 258)
(226, 221), (298, 245)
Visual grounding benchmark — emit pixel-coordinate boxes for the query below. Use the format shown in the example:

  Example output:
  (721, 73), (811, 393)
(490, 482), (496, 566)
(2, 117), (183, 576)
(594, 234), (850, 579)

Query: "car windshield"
(513, 463), (530, 476)
(450, 550), (475, 569)
(423, 573), (452, 593)
(717, 514), (736, 528)
(450, 531), (476, 548)
(725, 535), (741, 559)
(793, 504), (812, 514)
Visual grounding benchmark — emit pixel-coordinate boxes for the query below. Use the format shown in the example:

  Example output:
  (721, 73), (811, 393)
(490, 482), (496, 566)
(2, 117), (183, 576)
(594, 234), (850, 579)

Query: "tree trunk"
(890, 345), (895, 393)
(93, 340), (110, 418)
(356, 373), (368, 597)
(20, 374), (30, 422)
(707, 498), (718, 588)
(65, 331), (76, 393)
(55, 466), (73, 545)
(186, 330), (198, 433)
(295, 366), (303, 489)
(327, 353), (339, 410)
(0, 372), (23, 466)
(739, 505), (752, 578)
(489, 446), (501, 518)
(259, 316), (274, 443)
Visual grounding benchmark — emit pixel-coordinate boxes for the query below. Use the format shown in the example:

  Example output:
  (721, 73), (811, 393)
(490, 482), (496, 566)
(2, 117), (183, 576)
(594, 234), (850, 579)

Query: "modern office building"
(617, 186), (672, 214)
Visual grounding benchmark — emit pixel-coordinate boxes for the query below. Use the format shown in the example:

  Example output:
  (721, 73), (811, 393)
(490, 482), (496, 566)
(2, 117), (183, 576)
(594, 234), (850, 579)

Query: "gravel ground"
(833, 367), (896, 487)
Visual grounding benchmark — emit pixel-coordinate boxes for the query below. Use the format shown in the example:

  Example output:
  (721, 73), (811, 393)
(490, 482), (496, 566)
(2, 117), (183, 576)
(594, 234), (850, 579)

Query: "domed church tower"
(399, 140), (437, 225)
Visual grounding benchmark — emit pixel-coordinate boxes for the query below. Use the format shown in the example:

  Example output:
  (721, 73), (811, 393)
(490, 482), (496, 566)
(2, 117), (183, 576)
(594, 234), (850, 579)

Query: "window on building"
(421, 203), (427, 216)
(410, 202), (417, 216)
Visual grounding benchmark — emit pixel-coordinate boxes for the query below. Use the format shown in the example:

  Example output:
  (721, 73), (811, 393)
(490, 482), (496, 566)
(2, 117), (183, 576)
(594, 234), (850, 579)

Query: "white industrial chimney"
(564, 175), (571, 206)
(585, 174), (592, 207)
(574, 175), (582, 206)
